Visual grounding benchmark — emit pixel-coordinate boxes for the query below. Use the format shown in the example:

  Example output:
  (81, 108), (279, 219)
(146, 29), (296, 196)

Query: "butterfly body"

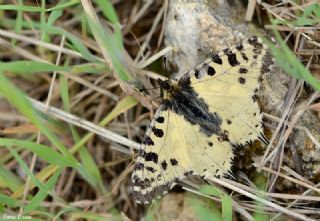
(132, 36), (273, 204)
(158, 78), (224, 138)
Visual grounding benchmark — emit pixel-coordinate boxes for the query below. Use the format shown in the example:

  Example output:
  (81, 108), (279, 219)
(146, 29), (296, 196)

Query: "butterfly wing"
(185, 36), (272, 145)
(132, 105), (234, 204)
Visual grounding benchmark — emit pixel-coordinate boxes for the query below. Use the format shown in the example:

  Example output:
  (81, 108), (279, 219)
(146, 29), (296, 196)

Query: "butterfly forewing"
(187, 36), (271, 145)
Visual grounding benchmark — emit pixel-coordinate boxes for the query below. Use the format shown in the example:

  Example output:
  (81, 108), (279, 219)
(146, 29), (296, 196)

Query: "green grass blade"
(0, 1), (80, 12)
(295, 3), (320, 26)
(0, 138), (78, 167)
(74, 130), (102, 188)
(193, 201), (223, 221)
(47, 0), (81, 12)
(12, 165), (59, 199)
(42, 2), (62, 43)
(59, 74), (71, 113)
(264, 32), (320, 91)
(40, 0), (46, 40)
(7, 146), (54, 201)
(69, 211), (122, 221)
(0, 193), (20, 207)
(0, 4), (46, 12)
(1, 55), (100, 75)
(83, 3), (132, 81)
(95, 0), (119, 24)
(46, 8), (62, 27)
(60, 74), (103, 189)
(253, 173), (269, 221)
(0, 61), (69, 73)
(0, 164), (22, 192)
(221, 194), (233, 221)
(0, 71), (99, 187)
(0, 71), (76, 158)
(70, 63), (109, 75)
(11, 0), (23, 45)
(70, 96), (138, 153)
(95, 0), (122, 48)
(1, 18), (99, 62)
(23, 169), (61, 213)
(199, 185), (233, 221)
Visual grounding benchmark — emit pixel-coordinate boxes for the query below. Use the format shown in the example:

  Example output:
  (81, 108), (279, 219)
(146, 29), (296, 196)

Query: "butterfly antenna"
(163, 57), (169, 76)
(139, 87), (162, 100)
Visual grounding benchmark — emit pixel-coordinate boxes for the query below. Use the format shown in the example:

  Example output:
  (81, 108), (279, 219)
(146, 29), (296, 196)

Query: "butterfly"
(131, 36), (273, 204)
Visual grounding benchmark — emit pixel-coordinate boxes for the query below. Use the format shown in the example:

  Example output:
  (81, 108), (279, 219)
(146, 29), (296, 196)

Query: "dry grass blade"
(28, 98), (140, 150)
(209, 178), (314, 221)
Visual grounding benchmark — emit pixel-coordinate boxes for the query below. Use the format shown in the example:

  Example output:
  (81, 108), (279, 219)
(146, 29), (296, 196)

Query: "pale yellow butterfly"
(132, 36), (272, 204)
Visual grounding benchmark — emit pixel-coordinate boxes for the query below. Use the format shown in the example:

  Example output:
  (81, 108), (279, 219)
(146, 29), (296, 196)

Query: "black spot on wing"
(239, 68), (248, 74)
(145, 152), (158, 163)
(227, 119), (232, 124)
(224, 48), (240, 66)
(132, 175), (146, 189)
(152, 127), (164, 137)
(252, 94), (259, 102)
(218, 133), (229, 142)
(156, 116), (165, 123)
(161, 160), (167, 170)
(207, 66), (216, 76)
(248, 36), (258, 46)
(261, 52), (273, 74)
(170, 158), (178, 166)
(146, 166), (156, 173)
(142, 136), (154, 146)
(184, 171), (193, 176)
(132, 181), (174, 204)
(241, 52), (249, 62)
(212, 53), (222, 64)
(135, 162), (144, 170)
(236, 43), (243, 51)
(248, 36), (263, 50)
(144, 178), (151, 187)
(194, 69), (200, 79)
(208, 141), (213, 146)
(238, 77), (246, 84)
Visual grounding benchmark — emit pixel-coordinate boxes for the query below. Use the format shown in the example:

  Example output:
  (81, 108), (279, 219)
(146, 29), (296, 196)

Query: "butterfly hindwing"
(132, 107), (186, 204)
(132, 106), (235, 204)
